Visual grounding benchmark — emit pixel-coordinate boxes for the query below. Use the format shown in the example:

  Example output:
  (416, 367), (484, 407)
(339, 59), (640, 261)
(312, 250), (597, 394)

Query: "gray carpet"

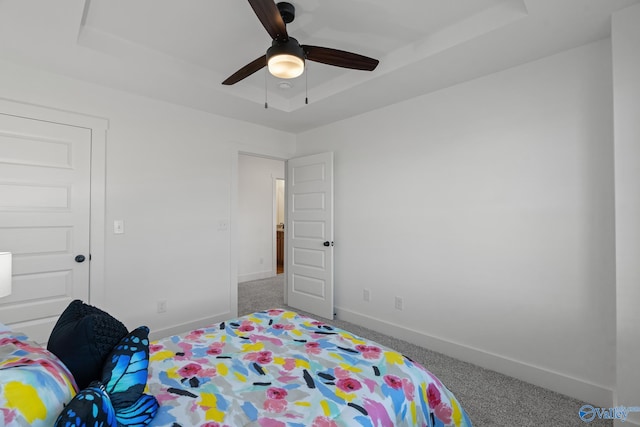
(239, 275), (612, 427)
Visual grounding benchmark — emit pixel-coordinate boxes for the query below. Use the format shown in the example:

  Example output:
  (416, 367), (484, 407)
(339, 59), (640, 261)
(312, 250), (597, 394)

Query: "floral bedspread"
(146, 309), (472, 427)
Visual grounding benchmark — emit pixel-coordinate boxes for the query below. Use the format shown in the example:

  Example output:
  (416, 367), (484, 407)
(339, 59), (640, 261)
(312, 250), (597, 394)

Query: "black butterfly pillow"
(47, 299), (129, 389)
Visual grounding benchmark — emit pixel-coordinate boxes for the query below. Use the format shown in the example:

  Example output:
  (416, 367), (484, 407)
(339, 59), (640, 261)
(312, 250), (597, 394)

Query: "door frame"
(0, 98), (108, 306)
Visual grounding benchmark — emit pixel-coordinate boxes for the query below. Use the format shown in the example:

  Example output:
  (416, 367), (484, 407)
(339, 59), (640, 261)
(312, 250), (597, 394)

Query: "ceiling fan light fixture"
(267, 38), (305, 79)
(268, 54), (304, 78)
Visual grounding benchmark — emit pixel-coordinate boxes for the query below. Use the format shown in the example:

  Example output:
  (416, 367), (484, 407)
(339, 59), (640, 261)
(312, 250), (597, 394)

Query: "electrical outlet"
(394, 296), (404, 310)
(114, 220), (124, 234)
(363, 289), (371, 302)
(157, 300), (167, 313)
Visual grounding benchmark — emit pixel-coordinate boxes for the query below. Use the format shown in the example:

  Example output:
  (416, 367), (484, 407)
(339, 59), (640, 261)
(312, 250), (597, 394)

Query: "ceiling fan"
(222, 0), (379, 85)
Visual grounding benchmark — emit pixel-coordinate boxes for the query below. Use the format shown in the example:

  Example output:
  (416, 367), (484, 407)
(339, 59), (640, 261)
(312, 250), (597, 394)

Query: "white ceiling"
(0, 0), (637, 133)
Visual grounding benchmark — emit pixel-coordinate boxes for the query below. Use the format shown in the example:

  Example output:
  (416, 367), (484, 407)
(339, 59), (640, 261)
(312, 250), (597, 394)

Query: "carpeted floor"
(239, 274), (612, 427)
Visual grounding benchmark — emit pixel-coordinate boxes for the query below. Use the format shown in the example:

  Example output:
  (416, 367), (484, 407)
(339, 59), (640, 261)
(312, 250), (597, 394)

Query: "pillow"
(47, 300), (128, 389)
(54, 326), (159, 427)
(0, 329), (77, 427)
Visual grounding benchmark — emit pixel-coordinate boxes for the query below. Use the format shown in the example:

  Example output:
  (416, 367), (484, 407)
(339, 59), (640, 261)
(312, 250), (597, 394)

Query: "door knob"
(323, 241), (334, 247)
(75, 255), (86, 263)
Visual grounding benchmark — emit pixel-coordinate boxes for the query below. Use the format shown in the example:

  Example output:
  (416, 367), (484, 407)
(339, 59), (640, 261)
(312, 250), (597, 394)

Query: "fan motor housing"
(277, 2), (295, 24)
(267, 37), (305, 61)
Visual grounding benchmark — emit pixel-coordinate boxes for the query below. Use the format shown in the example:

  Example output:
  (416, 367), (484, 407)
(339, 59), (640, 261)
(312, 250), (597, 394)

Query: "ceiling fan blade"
(222, 55), (267, 85)
(303, 45), (379, 71)
(247, 0), (288, 41)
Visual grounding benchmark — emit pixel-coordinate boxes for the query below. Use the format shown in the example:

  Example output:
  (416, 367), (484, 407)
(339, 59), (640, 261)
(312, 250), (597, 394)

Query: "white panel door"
(286, 152), (334, 319)
(0, 113), (91, 343)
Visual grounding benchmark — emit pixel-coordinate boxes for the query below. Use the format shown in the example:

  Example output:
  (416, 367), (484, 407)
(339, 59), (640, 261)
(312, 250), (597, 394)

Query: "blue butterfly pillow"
(54, 326), (159, 427)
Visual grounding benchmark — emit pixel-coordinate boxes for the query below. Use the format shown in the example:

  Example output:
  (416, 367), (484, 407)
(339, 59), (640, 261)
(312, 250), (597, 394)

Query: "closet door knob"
(75, 254), (86, 263)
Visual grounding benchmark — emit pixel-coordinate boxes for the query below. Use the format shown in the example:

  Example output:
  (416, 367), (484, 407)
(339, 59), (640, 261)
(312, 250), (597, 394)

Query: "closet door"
(0, 112), (91, 343)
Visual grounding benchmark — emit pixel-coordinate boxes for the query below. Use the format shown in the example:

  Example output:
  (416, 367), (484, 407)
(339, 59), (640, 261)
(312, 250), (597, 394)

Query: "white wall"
(0, 58), (295, 339)
(613, 4), (640, 426)
(296, 40), (616, 406)
(238, 154), (284, 282)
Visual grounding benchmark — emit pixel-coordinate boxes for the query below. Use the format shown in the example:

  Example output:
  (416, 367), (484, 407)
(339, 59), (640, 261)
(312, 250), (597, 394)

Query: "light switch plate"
(114, 220), (124, 234)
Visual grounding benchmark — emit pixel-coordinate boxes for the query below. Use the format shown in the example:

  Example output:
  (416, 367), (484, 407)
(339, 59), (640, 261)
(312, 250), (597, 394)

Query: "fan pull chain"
(305, 65), (309, 105)
(264, 69), (268, 109)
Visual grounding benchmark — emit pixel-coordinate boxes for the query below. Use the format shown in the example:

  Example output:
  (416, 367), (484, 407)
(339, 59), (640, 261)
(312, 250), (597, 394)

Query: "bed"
(1, 304), (472, 427)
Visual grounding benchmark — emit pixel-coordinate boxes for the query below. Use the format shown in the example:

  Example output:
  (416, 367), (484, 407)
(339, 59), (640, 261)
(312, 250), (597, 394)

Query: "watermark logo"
(579, 404), (640, 423)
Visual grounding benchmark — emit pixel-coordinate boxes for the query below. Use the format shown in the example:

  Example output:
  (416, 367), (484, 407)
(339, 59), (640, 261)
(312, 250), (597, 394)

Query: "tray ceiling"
(0, 0), (637, 132)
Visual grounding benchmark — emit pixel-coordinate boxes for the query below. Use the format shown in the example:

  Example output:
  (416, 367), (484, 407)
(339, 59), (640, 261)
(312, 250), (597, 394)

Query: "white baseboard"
(335, 307), (613, 408)
(149, 311), (232, 341)
(238, 270), (275, 283)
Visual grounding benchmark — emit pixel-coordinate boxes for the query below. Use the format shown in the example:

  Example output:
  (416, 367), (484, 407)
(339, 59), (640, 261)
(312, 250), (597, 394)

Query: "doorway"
(233, 151), (334, 319)
(237, 154), (285, 283)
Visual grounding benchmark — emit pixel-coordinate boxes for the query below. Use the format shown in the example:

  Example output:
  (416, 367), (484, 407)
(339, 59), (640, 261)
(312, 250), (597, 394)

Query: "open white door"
(286, 152), (334, 319)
